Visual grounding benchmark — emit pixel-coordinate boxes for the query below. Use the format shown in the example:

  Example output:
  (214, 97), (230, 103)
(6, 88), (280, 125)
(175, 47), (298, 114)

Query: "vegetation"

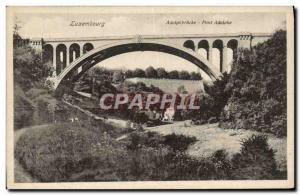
(220, 30), (287, 137)
(231, 134), (283, 179)
(15, 123), (284, 182)
(13, 26), (61, 129)
(186, 30), (287, 138)
(182, 73), (230, 123)
(76, 66), (202, 87)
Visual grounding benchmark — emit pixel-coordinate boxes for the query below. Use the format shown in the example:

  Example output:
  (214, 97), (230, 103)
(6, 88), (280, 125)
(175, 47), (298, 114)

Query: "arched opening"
(69, 43), (80, 63)
(56, 44), (67, 75)
(82, 43), (94, 72)
(83, 43), (94, 54)
(183, 40), (195, 51)
(43, 44), (53, 64)
(55, 42), (221, 90)
(43, 44), (54, 76)
(197, 40), (209, 60)
(212, 39), (224, 72)
(226, 39), (238, 72)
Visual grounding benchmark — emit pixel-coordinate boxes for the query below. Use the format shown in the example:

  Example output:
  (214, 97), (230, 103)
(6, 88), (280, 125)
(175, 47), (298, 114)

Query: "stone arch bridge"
(30, 33), (271, 89)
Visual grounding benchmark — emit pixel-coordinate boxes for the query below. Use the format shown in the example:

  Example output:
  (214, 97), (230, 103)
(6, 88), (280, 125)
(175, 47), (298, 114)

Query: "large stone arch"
(52, 40), (222, 90)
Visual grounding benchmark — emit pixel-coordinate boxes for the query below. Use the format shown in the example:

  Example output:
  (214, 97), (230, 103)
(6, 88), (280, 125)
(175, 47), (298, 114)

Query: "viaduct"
(29, 33), (271, 89)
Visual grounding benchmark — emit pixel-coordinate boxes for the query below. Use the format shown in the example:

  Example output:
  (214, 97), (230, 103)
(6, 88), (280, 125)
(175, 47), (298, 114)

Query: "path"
(63, 100), (129, 128)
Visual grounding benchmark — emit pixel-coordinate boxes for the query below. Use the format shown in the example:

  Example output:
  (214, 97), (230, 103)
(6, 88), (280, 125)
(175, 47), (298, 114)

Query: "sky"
(15, 11), (286, 77)
(16, 12), (286, 38)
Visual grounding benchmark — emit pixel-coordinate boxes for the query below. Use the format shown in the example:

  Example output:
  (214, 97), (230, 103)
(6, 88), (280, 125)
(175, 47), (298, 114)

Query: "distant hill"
(125, 78), (205, 94)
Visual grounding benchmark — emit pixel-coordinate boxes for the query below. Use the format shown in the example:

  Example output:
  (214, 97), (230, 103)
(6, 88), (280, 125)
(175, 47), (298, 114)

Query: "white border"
(1, 0), (298, 193)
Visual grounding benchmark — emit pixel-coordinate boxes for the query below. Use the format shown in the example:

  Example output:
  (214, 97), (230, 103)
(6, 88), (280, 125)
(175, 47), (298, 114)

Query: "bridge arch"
(197, 40), (209, 60)
(43, 44), (54, 64)
(56, 44), (67, 75)
(52, 40), (222, 90)
(69, 43), (80, 63)
(212, 39), (224, 72)
(183, 40), (195, 51)
(83, 43), (94, 54)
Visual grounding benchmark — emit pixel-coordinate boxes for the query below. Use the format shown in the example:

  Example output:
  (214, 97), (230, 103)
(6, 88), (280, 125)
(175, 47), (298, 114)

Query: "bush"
(231, 134), (278, 180)
(132, 112), (148, 124)
(163, 133), (197, 151)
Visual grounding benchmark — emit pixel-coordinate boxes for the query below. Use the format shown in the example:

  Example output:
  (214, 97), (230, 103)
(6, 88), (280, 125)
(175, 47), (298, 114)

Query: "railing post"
(222, 46), (228, 73)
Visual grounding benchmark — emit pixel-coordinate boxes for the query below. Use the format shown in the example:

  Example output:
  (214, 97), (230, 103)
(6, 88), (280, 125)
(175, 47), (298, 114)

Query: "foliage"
(187, 73), (230, 124)
(14, 85), (35, 129)
(15, 121), (122, 182)
(145, 66), (157, 78)
(220, 30), (287, 137)
(190, 71), (202, 80)
(157, 67), (168, 78)
(163, 133), (197, 151)
(231, 134), (278, 179)
(112, 70), (124, 83)
(13, 36), (51, 91)
(133, 68), (146, 78)
(178, 70), (190, 80)
(16, 125), (285, 182)
(132, 112), (149, 124)
(13, 31), (59, 129)
(168, 70), (179, 79)
(124, 69), (133, 78)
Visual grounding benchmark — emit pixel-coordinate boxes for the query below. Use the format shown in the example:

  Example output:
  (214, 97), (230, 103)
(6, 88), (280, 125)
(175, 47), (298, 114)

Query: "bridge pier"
(222, 46), (228, 73)
(66, 46), (70, 67)
(52, 45), (57, 77)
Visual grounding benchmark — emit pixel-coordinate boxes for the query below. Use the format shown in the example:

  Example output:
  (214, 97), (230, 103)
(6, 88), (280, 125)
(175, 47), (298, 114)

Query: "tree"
(157, 67), (168, 78)
(178, 71), (190, 80)
(14, 32), (51, 91)
(125, 69), (133, 78)
(133, 68), (145, 78)
(145, 66), (157, 78)
(13, 17), (24, 47)
(112, 70), (123, 83)
(221, 30), (287, 137)
(168, 70), (179, 79)
(190, 71), (202, 80)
